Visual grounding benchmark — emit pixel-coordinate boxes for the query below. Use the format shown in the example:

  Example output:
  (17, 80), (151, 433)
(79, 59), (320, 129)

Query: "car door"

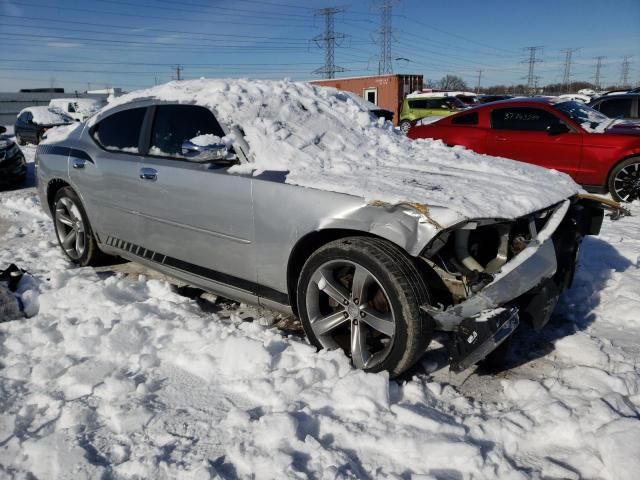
(485, 106), (583, 177)
(69, 106), (147, 247)
(135, 104), (256, 287)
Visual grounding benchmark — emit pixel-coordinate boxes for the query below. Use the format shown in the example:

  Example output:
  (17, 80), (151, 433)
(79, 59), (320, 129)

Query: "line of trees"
(423, 75), (634, 95)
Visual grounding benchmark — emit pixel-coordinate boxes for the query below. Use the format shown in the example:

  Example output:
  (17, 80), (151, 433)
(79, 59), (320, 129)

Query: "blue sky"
(0, 0), (638, 92)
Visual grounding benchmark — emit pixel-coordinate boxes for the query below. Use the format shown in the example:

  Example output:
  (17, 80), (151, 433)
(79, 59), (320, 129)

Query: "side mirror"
(181, 140), (229, 163)
(547, 121), (569, 135)
(0, 126), (5, 134)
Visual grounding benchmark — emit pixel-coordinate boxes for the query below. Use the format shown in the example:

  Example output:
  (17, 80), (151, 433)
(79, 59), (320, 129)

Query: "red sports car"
(408, 97), (640, 202)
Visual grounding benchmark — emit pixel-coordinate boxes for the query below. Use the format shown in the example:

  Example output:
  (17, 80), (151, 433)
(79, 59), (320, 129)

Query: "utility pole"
(172, 65), (183, 81)
(619, 56), (631, 88)
(375, 0), (397, 75)
(523, 46), (543, 95)
(561, 47), (579, 93)
(475, 69), (483, 93)
(593, 56), (606, 91)
(312, 7), (347, 79)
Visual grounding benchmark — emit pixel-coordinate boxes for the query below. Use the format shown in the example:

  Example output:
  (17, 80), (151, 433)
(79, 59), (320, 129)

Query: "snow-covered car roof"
(18, 106), (74, 126)
(93, 79), (580, 224)
(50, 98), (104, 114)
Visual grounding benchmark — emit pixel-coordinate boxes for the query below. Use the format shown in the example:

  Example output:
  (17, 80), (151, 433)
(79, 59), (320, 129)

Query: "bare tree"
(438, 74), (469, 91)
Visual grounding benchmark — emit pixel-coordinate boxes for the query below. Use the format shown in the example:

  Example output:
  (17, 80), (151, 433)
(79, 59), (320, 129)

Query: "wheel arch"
(285, 228), (450, 316)
(605, 153), (640, 193)
(46, 178), (71, 215)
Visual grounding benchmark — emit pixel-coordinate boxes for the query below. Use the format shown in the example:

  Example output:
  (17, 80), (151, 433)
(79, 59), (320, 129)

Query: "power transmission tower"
(561, 47), (579, 93)
(312, 7), (347, 79)
(475, 69), (483, 93)
(619, 56), (631, 88)
(375, 0), (397, 75)
(172, 65), (183, 81)
(522, 46), (543, 94)
(593, 56), (606, 90)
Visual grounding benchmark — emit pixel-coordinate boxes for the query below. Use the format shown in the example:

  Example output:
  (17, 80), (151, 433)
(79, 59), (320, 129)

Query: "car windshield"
(446, 97), (466, 109)
(554, 100), (612, 132)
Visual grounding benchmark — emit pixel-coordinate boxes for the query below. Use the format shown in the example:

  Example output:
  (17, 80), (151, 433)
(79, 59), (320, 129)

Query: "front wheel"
(297, 237), (433, 377)
(609, 157), (640, 202)
(52, 187), (101, 266)
(399, 120), (412, 135)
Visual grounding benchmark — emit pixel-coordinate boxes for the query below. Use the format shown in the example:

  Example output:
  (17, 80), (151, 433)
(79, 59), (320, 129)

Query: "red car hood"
(605, 120), (640, 136)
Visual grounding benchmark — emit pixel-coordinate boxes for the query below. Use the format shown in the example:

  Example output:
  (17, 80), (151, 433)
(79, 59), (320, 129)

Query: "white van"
(48, 98), (105, 121)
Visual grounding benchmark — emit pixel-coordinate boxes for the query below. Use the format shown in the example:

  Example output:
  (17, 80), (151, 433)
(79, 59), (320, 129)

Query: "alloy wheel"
(613, 162), (640, 202)
(54, 196), (87, 260)
(305, 260), (396, 369)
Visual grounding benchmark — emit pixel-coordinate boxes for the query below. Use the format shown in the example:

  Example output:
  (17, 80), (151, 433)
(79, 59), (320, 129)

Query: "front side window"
(491, 107), (559, 131)
(91, 107), (146, 153)
(597, 98), (632, 118)
(149, 104), (225, 158)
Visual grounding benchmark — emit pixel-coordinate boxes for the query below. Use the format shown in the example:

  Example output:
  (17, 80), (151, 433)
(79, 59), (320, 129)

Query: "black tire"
(608, 157), (640, 203)
(52, 187), (101, 267)
(16, 133), (26, 146)
(399, 120), (412, 135)
(296, 236), (433, 377)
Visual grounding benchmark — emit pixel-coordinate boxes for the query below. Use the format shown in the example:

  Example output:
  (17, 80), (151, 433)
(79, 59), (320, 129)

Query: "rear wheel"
(297, 237), (433, 377)
(609, 157), (640, 202)
(52, 187), (101, 266)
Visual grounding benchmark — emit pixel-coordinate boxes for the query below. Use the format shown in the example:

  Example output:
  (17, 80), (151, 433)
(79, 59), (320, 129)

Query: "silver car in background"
(36, 80), (604, 376)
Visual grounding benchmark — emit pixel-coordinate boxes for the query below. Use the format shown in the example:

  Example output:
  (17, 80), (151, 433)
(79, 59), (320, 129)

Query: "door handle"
(72, 158), (86, 169)
(139, 168), (157, 181)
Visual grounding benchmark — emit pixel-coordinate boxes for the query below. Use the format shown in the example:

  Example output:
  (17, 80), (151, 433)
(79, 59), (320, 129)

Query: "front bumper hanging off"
(421, 198), (605, 372)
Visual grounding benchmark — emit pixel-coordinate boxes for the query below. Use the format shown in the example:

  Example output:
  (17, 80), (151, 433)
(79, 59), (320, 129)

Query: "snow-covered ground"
(1, 146), (639, 479)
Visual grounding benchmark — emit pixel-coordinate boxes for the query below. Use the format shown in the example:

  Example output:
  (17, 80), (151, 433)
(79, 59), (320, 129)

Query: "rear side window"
(452, 112), (478, 125)
(92, 107), (146, 153)
(408, 99), (428, 109)
(597, 98), (632, 118)
(491, 107), (559, 131)
(149, 104), (225, 158)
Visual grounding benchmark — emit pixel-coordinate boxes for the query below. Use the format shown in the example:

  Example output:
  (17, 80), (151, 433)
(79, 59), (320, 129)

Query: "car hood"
(95, 78), (581, 229)
(605, 120), (640, 136)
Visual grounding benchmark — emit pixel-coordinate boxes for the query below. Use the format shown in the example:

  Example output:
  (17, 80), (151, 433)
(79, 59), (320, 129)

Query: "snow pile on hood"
(19, 107), (73, 126)
(98, 79), (580, 221)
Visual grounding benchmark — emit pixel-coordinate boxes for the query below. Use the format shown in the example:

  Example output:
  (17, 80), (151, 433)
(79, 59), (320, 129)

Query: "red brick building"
(310, 74), (423, 126)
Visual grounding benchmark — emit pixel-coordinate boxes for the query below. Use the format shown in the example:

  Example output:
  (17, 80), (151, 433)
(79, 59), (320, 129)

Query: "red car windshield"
(554, 101), (613, 132)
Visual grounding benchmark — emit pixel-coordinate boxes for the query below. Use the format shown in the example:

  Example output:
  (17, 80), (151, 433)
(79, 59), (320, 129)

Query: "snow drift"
(93, 79), (581, 223)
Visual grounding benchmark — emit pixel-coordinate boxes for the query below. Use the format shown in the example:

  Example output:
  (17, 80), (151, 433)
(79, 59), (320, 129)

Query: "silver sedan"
(36, 83), (604, 376)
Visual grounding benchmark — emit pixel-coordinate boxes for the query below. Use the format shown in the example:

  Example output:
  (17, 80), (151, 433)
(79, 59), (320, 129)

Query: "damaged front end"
(419, 196), (605, 372)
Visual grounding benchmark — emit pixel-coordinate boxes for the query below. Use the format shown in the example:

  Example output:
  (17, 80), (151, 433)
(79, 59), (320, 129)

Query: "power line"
(560, 47), (579, 92)
(593, 56), (606, 90)
(172, 65), (183, 81)
(375, 0), (397, 75)
(476, 69), (483, 93)
(312, 7), (348, 79)
(523, 46), (543, 93)
(619, 56), (631, 88)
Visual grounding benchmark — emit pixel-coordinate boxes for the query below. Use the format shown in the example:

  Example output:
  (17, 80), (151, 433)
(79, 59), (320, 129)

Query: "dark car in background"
(478, 95), (515, 104)
(14, 107), (74, 145)
(0, 126), (26, 185)
(589, 94), (639, 120)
